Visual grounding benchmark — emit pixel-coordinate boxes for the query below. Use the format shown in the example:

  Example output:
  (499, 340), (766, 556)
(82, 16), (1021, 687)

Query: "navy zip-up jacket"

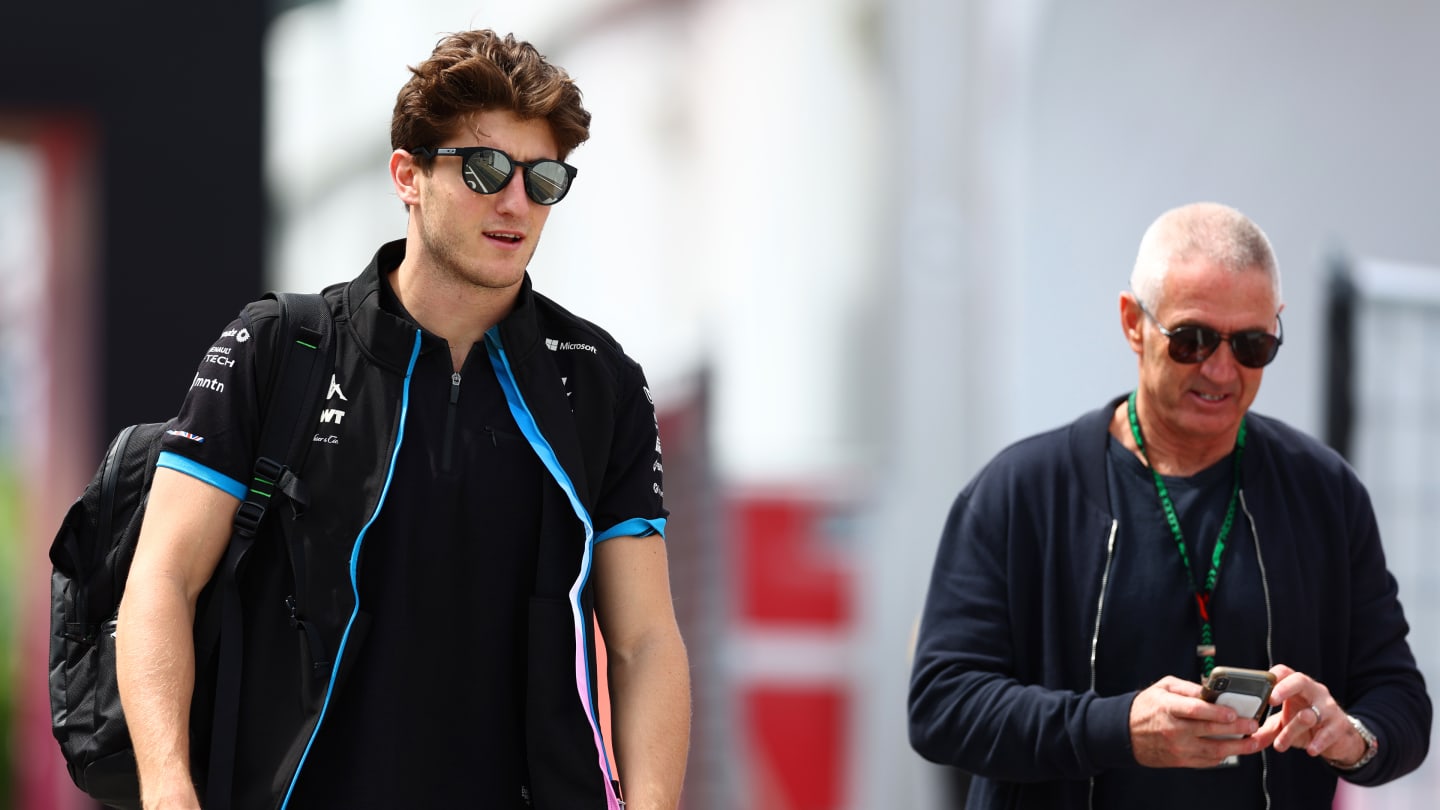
(909, 396), (1429, 808)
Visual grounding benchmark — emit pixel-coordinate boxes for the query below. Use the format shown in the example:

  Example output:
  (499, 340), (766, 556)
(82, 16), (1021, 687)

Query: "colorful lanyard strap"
(1126, 390), (1246, 679)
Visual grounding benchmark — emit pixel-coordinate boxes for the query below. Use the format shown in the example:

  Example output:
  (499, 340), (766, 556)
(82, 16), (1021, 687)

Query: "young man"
(117, 30), (690, 810)
(909, 202), (1430, 808)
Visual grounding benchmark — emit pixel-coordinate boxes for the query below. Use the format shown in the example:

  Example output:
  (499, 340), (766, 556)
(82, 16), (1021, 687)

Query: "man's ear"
(391, 149), (422, 207)
(1120, 292), (1145, 354)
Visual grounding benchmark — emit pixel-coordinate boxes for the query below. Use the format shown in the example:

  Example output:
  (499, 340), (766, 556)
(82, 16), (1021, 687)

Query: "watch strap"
(1327, 713), (1379, 771)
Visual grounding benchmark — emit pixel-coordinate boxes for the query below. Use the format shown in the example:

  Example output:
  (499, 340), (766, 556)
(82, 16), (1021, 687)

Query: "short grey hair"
(1130, 202), (1282, 310)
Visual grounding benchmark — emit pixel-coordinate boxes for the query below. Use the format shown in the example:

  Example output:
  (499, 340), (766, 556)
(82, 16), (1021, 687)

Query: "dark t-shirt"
(1094, 436), (1268, 810)
(287, 330), (544, 807)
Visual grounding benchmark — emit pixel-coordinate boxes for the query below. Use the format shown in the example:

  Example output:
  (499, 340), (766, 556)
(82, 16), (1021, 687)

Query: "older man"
(909, 202), (1429, 808)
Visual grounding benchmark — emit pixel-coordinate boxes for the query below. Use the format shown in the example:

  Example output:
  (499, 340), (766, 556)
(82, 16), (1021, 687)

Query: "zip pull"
(442, 372), (462, 472)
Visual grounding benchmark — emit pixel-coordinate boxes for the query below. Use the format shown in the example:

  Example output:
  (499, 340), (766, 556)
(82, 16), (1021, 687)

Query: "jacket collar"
(1076, 392), (1276, 509)
(344, 239), (542, 372)
(1072, 396), (1124, 511)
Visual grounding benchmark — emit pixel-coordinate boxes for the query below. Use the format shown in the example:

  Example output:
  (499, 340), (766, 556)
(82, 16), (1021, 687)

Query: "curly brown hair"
(391, 29), (591, 163)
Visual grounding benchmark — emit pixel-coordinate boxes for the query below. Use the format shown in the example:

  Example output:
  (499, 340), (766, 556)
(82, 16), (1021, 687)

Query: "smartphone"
(1201, 666), (1277, 734)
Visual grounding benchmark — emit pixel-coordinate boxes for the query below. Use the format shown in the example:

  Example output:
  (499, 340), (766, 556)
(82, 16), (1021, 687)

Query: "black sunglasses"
(411, 146), (577, 205)
(1138, 299), (1283, 369)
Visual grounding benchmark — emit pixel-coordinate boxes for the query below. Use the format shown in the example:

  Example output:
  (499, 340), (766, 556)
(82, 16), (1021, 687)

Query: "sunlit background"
(4, 1), (1440, 808)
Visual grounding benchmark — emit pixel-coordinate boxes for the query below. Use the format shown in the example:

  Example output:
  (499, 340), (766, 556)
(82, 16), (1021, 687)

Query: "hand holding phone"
(1201, 666), (1277, 738)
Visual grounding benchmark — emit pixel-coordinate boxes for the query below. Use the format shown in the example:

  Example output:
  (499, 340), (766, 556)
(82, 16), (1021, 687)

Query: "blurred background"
(3, 0), (1439, 807)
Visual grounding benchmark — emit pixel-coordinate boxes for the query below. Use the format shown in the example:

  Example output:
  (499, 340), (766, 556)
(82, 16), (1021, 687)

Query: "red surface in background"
(734, 496), (850, 626)
(732, 494), (853, 810)
(745, 687), (846, 810)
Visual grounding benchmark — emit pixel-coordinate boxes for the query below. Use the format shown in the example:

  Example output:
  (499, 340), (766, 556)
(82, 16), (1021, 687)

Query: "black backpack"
(48, 292), (334, 809)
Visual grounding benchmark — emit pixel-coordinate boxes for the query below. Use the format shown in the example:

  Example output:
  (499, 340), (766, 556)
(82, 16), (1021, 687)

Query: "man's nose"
(1199, 339), (1242, 381)
(494, 170), (533, 213)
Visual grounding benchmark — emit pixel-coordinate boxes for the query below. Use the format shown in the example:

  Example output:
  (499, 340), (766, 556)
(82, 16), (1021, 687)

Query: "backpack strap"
(205, 292), (333, 810)
(69, 423), (139, 642)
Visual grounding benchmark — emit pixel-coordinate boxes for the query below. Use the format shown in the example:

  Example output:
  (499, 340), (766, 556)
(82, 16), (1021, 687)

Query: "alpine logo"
(545, 338), (597, 354)
(320, 374), (348, 429)
(165, 429), (205, 443)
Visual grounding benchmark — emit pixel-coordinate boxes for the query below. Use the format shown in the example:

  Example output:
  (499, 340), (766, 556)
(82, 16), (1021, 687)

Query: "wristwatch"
(1327, 714), (1379, 771)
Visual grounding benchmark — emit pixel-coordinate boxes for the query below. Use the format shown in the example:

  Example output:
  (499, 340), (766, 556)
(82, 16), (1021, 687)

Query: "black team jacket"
(159, 240), (665, 809)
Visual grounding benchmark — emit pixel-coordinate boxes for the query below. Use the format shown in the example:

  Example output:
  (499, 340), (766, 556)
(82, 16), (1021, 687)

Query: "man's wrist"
(1325, 713), (1379, 771)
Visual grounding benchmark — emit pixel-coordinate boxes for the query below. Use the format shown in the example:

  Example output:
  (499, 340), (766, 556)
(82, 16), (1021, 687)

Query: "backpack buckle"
(253, 456), (285, 485)
(233, 500), (266, 536)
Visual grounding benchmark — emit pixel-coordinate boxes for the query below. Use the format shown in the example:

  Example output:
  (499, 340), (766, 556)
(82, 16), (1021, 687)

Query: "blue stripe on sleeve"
(595, 517), (667, 543)
(156, 451), (246, 500)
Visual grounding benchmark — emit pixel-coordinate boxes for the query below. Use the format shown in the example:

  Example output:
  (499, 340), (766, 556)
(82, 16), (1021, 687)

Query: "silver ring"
(1309, 705), (1323, 725)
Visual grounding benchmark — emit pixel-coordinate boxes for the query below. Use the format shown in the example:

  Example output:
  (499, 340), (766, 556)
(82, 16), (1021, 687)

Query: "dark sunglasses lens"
(1166, 326), (1217, 364)
(462, 149), (514, 194)
(1232, 332), (1280, 368)
(525, 160), (572, 205)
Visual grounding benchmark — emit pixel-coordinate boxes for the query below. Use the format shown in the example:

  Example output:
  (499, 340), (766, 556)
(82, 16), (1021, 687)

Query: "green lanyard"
(1125, 390), (1246, 678)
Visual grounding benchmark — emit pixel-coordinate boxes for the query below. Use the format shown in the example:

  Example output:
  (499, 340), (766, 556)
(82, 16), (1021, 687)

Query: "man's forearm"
(608, 632), (691, 810)
(116, 576), (203, 809)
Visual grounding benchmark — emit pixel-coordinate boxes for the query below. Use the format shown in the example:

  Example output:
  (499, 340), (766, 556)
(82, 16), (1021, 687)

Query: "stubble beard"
(420, 218), (534, 295)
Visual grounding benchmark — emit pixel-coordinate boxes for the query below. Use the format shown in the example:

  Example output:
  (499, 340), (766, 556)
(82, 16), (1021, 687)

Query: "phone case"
(1201, 666), (1277, 723)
